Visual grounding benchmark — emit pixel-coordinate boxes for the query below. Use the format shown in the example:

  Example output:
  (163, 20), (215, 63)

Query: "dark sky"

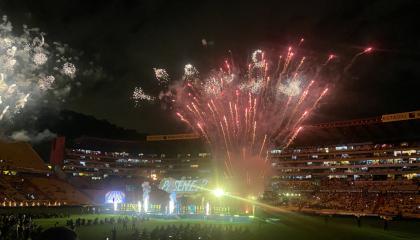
(1, 0), (419, 134)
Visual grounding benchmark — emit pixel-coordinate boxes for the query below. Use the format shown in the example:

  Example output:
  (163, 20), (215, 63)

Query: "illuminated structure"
(51, 135), (211, 181)
(49, 135), (211, 204)
(169, 192), (176, 214)
(141, 182), (151, 212)
(159, 177), (211, 214)
(266, 112), (420, 218)
(105, 191), (125, 204)
(205, 202), (210, 215)
(272, 142), (420, 180)
(271, 111), (420, 181)
(105, 191), (125, 211)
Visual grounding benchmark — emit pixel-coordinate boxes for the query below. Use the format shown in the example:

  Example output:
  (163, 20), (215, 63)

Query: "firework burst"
(133, 41), (371, 194)
(0, 15), (76, 124)
(153, 68), (169, 85)
(132, 87), (154, 106)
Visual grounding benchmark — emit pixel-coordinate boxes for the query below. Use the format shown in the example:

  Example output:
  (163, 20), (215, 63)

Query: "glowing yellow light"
(212, 188), (225, 197)
(150, 174), (158, 181)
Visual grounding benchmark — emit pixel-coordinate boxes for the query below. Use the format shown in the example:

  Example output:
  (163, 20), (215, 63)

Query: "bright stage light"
(105, 191), (125, 204)
(169, 199), (175, 214)
(205, 202), (210, 215)
(138, 201), (142, 213)
(212, 188), (225, 197)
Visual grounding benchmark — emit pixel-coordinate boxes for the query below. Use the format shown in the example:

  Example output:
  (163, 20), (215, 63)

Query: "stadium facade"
(49, 134), (214, 206)
(271, 110), (420, 181)
(271, 142), (419, 180)
(50, 134), (211, 181)
(266, 110), (420, 218)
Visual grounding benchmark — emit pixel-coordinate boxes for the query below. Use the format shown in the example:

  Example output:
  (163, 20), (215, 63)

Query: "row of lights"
(281, 193), (301, 197)
(1, 201), (67, 207)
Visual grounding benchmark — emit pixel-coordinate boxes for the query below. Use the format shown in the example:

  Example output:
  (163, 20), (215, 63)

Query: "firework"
(133, 41), (370, 194)
(33, 52), (48, 65)
(153, 68), (169, 85)
(132, 87), (154, 105)
(38, 75), (56, 91)
(62, 62), (76, 78)
(160, 47), (333, 193)
(344, 47), (373, 72)
(278, 80), (301, 97)
(183, 64), (199, 78)
(0, 15), (76, 123)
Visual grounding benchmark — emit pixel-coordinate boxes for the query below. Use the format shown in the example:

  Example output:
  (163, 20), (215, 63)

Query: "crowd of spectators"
(0, 214), (42, 239)
(63, 215), (252, 240)
(143, 224), (251, 240)
(270, 179), (420, 217)
(277, 142), (410, 155)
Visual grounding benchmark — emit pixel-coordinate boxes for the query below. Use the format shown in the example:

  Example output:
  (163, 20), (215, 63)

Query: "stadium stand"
(266, 179), (419, 217)
(29, 177), (92, 205)
(268, 111), (420, 218)
(0, 141), (49, 172)
(0, 140), (93, 206)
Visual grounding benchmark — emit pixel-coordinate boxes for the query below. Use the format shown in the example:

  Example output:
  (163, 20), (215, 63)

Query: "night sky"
(1, 0), (419, 134)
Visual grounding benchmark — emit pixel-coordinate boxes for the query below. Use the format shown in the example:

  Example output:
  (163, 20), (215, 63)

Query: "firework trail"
(344, 47), (373, 73)
(133, 42), (371, 194)
(0, 15), (76, 124)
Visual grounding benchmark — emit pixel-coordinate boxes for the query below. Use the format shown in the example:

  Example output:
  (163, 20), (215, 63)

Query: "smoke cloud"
(10, 129), (57, 143)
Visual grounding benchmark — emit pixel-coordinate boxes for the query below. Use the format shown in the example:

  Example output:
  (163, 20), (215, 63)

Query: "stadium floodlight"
(212, 188), (225, 197)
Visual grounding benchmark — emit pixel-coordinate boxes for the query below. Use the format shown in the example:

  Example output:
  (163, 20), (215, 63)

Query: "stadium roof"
(71, 135), (208, 155)
(290, 110), (420, 147)
(0, 141), (50, 172)
(69, 110), (419, 151)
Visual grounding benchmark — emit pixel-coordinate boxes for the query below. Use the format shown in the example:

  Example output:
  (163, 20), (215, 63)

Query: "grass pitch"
(33, 212), (420, 240)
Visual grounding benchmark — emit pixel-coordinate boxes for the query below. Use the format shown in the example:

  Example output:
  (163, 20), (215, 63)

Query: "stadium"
(1, 1), (419, 239)
(1, 110), (419, 239)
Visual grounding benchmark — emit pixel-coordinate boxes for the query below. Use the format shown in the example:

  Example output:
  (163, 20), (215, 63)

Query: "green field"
(32, 213), (420, 240)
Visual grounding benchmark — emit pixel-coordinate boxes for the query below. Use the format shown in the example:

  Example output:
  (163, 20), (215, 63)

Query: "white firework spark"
(278, 80), (301, 97)
(222, 73), (235, 84)
(0, 15), (76, 123)
(238, 79), (264, 94)
(153, 68), (169, 85)
(33, 52), (48, 65)
(184, 64), (198, 77)
(38, 75), (55, 91)
(5, 84), (17, 96)
(15, 93), (30, 111)
(62, 62), (76, 78)
(132, 87), (154, 105)
(251, 49), (264, 68)
(249, 80), (264, 94)
(251, 49), (263, 63)
(203, 77), (222, 96)
(0, 105), (9, 120)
